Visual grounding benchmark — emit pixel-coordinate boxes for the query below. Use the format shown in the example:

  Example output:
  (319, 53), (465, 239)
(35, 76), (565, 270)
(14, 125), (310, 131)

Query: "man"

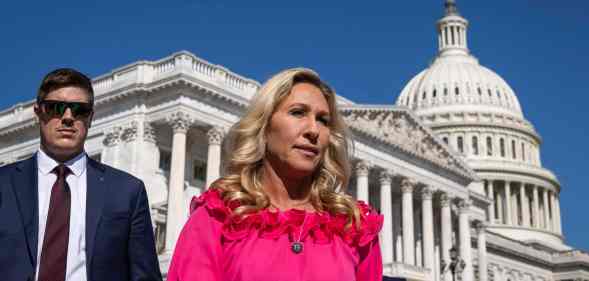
(0, 68), (162, 281)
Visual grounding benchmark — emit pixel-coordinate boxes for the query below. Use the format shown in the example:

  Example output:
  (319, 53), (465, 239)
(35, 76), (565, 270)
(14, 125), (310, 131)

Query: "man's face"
(34, 86), (93, 162)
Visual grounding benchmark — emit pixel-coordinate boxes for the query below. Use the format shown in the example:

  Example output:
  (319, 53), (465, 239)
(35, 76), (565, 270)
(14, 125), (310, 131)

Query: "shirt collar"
(37, 149), (87, 177)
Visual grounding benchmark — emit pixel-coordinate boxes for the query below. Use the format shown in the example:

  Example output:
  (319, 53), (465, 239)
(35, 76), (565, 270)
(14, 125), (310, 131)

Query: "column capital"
(103, 126), (122, 146)
(354, 160), (370, 177)
(167, 111), (193, 133)
(401, 178), (416, 193)
(440, 192), (452, 207)
(121, 121), (139, 142)
(378, 170), (393, 185)
(458, 199), (472, 214)
(207, 126), (225, 145)
(421, 186), (434, 200)
(475, 221), (487, 234)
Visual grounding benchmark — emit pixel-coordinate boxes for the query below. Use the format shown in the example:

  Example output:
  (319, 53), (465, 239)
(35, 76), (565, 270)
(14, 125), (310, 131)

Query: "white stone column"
(393, 199), (403, 262)
(487, 180), (495, 224)
(355, 161), (370, 202)
(102, 126), (122, 168)
(555, 194), (563, 235)
(440, 193), (452, 281)
(205, 127), (224, 188)
(458, 199), (473, 281)
(476, 222), (488, 281)
(165, 112), (192, 251)
(520, 183), (530, 227)
(401, 179), (415, 265)
(549, 191), (557, 232)
(379, 171), (394, 266)
(504, 181), (513, 225)
(532, 185), (540, 228)
(542, 188), (550, 230)
(421, 187), (435, 273)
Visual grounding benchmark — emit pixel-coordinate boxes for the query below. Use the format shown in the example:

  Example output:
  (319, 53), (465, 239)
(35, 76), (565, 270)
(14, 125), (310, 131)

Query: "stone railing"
(553, 250), (589, 265)
(385, 262), (430, 281)
(486, 232), (553, 263)
(92, 51), (261, 98)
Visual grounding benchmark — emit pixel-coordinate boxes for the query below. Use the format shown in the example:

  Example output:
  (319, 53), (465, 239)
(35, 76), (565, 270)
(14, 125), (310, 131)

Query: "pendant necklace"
(291, 212), (308, 254)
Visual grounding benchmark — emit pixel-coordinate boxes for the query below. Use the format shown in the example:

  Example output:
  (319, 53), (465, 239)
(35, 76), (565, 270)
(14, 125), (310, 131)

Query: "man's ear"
(34, 103), (43, 122)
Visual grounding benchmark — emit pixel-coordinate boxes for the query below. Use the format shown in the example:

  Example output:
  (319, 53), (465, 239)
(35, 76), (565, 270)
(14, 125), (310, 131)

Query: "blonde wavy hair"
(216, 68), (361, 227)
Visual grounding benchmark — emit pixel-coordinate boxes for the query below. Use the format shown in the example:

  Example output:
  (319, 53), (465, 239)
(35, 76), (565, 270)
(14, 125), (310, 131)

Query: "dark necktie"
(38, 164), (71, 281)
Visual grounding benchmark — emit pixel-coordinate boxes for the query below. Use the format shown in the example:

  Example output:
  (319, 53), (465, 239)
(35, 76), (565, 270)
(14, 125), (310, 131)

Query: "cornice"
(339, 105), (478, 182)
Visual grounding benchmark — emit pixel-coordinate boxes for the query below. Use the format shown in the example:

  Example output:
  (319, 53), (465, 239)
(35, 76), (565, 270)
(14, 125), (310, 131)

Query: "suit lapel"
(12, 156), (39, 268)
(85, 158), (107, 270)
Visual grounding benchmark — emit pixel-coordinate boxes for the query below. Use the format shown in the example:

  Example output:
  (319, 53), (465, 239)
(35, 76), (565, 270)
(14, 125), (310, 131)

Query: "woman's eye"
(289, 109), (305, 117)
(318, 116), (331, 126)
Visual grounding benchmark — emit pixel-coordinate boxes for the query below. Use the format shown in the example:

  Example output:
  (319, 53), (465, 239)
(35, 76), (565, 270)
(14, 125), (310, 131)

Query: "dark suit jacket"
(0, 155), (162, 281)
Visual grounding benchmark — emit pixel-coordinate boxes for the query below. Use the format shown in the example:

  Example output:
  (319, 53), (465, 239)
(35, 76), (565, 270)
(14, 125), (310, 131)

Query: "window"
(433, 89), (437, 97)
(511, 140), (517, 159)
(487, 137), (493, 156)
(477, 87), (482, 95)
(488, 89), (492, 97)
(500, 138), (506, 157)
(472, 136), (479, 155)
(443, 137), (449, 144)
(193, 160), (207, 182)
(522, 143), (526, 161)
(422, 91), (427, 100)
(457, 136), (464, 153)
(159, 149), (171, 172)
(444, 88), (448, 96)
(455, 87), (460, 96)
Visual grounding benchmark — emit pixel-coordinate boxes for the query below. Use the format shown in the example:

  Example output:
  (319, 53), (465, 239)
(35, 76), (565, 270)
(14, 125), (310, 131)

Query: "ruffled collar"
(190, 188), (383, 247)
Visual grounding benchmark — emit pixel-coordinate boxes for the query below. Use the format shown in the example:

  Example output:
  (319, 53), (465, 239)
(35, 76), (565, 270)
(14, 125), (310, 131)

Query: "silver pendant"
(291, 242), (303, 254)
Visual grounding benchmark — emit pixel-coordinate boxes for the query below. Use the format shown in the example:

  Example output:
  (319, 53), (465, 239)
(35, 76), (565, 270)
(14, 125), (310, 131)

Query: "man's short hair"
(37, 68), (94, 105)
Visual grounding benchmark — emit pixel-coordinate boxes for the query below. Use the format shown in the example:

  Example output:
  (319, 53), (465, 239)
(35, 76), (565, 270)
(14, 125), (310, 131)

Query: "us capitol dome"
(396, 0), (564, 249)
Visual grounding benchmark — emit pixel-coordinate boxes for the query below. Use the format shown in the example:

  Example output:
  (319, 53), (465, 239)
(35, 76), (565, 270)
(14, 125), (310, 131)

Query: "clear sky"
(1, 1), (588, 250)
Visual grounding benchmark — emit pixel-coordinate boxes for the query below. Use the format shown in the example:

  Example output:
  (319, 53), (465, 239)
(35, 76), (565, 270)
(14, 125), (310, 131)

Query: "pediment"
(339, 105), (476, 180)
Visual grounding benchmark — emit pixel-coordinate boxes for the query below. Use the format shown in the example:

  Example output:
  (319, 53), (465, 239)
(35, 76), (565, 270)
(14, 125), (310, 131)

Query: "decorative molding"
(167, 111), (193, 133)
(421, 186), (434, 200)
(458, 199), (472, 213)
(401, 178), (416, 193)
(340, 108), (476, 181)
(206, 126), (225, 145)
(103, 126), (122, 146)
(355, 160), (370, 177)
(121, 121), (139, 142)
(440, 192), (452, 207)
(379, 170), (393, 185)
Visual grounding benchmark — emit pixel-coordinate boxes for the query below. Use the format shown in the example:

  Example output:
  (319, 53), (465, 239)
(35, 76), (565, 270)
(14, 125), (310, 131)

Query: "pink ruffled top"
(167, 188), (384, 281)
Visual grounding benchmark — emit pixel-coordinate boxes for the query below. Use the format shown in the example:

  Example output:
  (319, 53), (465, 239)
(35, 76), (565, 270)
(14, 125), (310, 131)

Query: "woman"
(167, 68), (383, 281)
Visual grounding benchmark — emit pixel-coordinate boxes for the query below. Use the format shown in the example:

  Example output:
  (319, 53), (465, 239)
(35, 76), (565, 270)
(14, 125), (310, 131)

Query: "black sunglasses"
(39, 100), (93, 118)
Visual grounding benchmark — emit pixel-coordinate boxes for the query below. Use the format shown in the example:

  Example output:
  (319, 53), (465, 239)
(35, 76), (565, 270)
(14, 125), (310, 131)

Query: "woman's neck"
(261, 160), (313, 210)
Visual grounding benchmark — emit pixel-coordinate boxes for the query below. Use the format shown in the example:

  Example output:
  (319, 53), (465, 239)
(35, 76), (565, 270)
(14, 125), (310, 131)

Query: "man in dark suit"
(0, 68), (162, 281)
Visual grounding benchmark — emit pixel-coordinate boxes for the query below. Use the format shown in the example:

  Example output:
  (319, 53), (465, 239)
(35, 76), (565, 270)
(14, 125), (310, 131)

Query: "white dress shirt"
(36, 149), (87, 281)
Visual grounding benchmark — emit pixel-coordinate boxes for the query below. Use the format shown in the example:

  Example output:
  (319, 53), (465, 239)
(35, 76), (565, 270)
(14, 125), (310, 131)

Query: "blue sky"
(1, 1), (588, 250)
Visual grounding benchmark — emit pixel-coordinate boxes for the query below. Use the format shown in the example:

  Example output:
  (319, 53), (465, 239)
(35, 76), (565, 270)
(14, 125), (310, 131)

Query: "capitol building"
(1, 1), (588, 281)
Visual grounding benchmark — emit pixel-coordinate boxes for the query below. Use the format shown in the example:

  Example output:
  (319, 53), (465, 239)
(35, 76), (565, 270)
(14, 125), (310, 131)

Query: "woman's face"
(264, 82), (332, 179)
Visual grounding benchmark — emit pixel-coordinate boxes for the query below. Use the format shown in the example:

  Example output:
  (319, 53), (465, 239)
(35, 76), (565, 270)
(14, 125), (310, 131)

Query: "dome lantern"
(437, 0), (469, 56)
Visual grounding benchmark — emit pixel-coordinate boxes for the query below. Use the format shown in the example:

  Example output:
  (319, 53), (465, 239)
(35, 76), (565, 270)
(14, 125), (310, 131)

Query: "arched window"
(522, 143), (526, 161)
(500, 138), (506, 157)
(457, 136), (464, 153)
(455, 87), (460, 96)
(512, 140), (517, 159)
(488, 89), (492, 97)
(433, 89), (437, 97)
(472, 136), (479, 155)
(478, 87), (482, 95)
(444, 88), (448, 96)
(487, 136), (493, 156)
